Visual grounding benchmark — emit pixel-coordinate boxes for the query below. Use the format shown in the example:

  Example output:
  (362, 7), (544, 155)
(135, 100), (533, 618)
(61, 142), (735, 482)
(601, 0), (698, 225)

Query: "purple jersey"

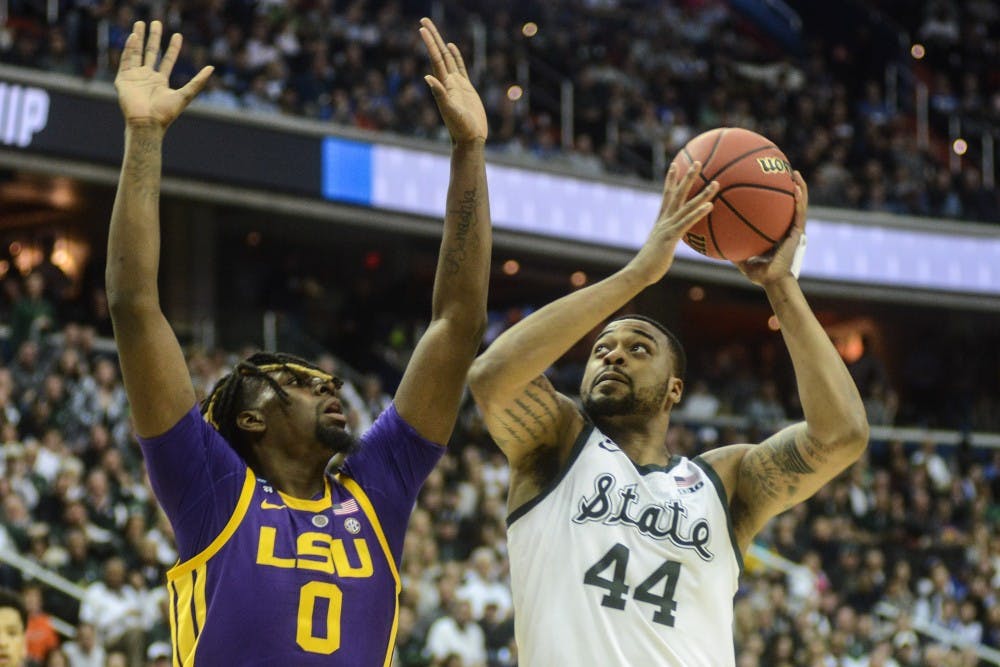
(139, 404), (443, 666)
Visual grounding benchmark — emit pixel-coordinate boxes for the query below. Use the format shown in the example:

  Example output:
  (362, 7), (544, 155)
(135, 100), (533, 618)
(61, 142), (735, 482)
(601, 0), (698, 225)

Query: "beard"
(583, 380), (670, 419)
(316, 422), (360, 456)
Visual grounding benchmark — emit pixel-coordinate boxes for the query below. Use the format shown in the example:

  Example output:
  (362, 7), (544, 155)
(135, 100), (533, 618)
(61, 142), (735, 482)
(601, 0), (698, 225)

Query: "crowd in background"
(0, 263), (995, 667)
(0, 0), (999, 664)
(2, 0), (999, 222)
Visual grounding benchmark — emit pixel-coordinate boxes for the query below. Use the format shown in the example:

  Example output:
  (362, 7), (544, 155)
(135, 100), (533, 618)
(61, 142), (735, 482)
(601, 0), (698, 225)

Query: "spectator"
(10, 274), (56, 354)
(425, 600), (487, 667)
(22, 582), (59, 664)
(456, 548), (511, 621)
(77, 558), (145, 667)
(61, 622), (105, 667)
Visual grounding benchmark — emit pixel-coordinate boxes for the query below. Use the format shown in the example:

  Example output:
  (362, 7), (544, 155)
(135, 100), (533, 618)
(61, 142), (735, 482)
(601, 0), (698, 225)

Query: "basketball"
(671, 127), (796, 262)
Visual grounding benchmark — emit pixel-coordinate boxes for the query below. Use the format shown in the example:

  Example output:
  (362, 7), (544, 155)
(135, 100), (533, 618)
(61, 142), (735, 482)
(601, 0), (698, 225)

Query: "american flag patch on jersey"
(332, 499), (359, 515)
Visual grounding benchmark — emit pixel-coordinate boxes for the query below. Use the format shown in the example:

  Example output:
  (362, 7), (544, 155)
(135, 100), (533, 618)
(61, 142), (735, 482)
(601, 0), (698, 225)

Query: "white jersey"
(507, 423), (743, 666)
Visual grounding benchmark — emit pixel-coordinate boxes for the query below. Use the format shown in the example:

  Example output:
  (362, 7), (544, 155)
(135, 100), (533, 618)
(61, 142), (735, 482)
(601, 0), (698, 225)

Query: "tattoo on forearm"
(443, 189), (477, 275)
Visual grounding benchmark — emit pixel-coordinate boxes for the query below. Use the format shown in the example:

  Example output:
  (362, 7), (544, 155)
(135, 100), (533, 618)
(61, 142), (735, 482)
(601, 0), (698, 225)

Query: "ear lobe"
(667, 378), (684, 408)
(236, 409), (266, 434)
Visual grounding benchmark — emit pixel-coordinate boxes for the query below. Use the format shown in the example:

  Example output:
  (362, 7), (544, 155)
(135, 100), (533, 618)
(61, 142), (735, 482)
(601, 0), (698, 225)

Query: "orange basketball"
(671, 127), (796, 261)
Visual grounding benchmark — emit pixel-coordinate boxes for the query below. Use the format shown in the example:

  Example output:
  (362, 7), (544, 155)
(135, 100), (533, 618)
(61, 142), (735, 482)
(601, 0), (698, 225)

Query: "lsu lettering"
(166, 471), (401, 666)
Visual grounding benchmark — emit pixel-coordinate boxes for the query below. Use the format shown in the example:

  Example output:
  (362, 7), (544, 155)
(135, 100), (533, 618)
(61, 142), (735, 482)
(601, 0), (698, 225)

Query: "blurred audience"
(2, 0), (997, 222)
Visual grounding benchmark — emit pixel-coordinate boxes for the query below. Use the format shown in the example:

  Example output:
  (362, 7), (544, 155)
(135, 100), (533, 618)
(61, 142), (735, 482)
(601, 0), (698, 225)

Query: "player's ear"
(666, 377), (683, 410)
(236, 409), (266, 434)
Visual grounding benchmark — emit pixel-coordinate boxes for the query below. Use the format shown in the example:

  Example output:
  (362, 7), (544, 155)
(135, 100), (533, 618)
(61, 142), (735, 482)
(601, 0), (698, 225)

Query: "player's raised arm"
(106, 21), (213, 437)
(391, 19), (492, 444)
(723, 172), (869, 549)
(468, 165), (718, 465)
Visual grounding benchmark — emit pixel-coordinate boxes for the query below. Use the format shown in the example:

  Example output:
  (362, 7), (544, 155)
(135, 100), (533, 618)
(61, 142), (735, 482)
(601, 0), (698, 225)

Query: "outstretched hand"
(736, 170), (808, 286)
(418, 18), (487, 144)
(115, 20), (213, 129)
(629, 163), (718, 286)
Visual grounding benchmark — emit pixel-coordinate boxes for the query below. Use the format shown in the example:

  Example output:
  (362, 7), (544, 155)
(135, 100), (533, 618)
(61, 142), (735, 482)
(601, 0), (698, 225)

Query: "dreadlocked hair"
(200, 352), (334, 447)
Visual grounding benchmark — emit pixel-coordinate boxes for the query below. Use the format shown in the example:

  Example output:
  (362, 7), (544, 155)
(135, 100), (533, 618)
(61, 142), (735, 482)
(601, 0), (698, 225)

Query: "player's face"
(581, 320), (675, 418)
(270, 371), (358, 456)
(0, 608), (25, 667)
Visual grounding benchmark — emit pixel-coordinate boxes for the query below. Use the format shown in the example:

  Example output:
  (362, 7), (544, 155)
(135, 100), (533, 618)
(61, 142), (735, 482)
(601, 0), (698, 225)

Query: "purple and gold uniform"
(139, 403), (443, 666)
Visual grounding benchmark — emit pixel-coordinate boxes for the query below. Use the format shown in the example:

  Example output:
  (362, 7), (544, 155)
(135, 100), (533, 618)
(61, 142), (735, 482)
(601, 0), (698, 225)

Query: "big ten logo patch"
(0, 84), (50, 147)
(756, 157), (791, 175)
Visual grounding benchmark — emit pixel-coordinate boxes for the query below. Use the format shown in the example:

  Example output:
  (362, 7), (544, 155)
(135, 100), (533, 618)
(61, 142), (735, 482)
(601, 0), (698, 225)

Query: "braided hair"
(201, 352), (335, 451)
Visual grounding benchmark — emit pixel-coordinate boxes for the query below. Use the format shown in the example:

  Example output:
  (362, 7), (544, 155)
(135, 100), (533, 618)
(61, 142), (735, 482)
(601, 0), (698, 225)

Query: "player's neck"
(252, 447), (329, 498)
(596, 415), (673, 467)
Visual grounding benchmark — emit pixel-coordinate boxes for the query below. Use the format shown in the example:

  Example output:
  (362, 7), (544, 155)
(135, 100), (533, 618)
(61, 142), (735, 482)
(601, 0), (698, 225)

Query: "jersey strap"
(691, 456), (744, 573)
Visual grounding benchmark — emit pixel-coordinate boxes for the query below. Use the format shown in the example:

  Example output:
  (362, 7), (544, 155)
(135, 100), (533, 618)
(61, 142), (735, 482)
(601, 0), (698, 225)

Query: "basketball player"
(0, 589), (27, 667)
(468, 167), (868, 665)
(106, 19), (491, 665)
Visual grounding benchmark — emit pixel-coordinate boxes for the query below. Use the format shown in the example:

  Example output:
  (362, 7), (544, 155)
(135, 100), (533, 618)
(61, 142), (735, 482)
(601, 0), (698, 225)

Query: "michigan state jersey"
(139, 404), (443, 666)
(507, 422), (743, 666)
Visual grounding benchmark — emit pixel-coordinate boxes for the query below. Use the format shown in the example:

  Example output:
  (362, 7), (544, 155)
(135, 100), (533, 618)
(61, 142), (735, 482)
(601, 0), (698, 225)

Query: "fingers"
(448, 43), (469, 79)
(792, 170), (808, 230)
(670, 161), (699, 214)
(122, 22), (144, 71)
(424, 74), (446, 101)
(178, 65), (214, 103)
(657, 163), (678, 219)
(679, 180), (717, 220)
(418, 27), (446, 82)
(144, 20), (163, 68)
(675, 199), (715, 234)
(420, 17), (458, 75)
(159, 33), (183, 79)
(677, 160), (706, 210)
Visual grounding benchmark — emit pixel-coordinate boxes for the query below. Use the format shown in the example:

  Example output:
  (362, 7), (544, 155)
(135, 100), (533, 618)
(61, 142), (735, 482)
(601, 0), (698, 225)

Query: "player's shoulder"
(693, 444), (753, 494)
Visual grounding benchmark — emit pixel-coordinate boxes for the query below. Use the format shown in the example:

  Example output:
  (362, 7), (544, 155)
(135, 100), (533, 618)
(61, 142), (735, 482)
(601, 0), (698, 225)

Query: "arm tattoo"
(514, 398), (547, 430)
(745, 430), (813, 506)
(443, 189), (477, 275)
(500, 408), (539, 441)
(772, 440), (815, 474)
(523, 387), (558, 422)
(491, 377), (561, 449)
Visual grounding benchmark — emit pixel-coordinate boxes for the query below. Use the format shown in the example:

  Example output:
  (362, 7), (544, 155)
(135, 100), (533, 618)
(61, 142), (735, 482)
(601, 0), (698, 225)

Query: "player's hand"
(115, 21), (213, 130)
(419, 18), (487, 144)
(736, 170), (808, 286)
(628, 163), (718, 286)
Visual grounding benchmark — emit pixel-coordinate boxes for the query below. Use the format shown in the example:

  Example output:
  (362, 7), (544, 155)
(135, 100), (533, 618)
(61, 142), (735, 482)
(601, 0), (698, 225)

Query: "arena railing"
(0, 546), (80, 638)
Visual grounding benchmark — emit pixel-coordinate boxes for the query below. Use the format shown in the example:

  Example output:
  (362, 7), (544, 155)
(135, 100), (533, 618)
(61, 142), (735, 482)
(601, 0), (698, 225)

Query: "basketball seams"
(704, 144), (778, 182)
(679, 129), (795, 260)
(682, 128), (726, 193)
(705, 209), (727, 260)
(716, 184), (796, 197)
(714, 193), (780, 244)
